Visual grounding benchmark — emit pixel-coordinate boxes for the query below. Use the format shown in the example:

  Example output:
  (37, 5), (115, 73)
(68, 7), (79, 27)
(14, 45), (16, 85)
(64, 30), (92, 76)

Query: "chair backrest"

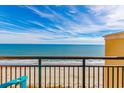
(0, 76), (28, 88)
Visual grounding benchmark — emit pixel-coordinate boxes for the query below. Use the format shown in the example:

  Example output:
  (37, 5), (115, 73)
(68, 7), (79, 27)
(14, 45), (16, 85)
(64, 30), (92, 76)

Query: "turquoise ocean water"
(0, 44), (104, 65)
(0, 44), (104, 56)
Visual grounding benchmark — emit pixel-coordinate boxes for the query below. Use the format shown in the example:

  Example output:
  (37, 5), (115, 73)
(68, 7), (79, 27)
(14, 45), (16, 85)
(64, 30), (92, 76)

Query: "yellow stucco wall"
(105, 38), (124, 65)
(105, 35), (124, 88)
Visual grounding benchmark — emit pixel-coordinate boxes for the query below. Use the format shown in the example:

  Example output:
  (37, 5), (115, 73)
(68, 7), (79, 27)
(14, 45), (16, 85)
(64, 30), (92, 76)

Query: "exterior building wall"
(105, 37), (124, 87)
(105, 38), (124, 65)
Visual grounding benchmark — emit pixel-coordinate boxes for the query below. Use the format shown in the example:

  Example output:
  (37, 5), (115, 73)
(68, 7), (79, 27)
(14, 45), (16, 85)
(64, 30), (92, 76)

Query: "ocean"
(0, 44), (104, 65)
(0, 44), (104, 56)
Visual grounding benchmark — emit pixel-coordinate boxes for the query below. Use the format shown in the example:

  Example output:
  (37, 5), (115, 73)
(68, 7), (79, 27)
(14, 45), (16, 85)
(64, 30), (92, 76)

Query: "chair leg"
(21, 80), (27, 88)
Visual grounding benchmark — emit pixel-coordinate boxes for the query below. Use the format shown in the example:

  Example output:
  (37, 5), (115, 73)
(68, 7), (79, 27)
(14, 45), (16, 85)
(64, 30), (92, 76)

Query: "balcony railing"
(0, 56), (124, 88)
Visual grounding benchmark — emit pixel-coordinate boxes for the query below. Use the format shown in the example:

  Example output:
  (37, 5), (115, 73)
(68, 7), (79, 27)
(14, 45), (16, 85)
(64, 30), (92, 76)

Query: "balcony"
(0, 56), (124, 88)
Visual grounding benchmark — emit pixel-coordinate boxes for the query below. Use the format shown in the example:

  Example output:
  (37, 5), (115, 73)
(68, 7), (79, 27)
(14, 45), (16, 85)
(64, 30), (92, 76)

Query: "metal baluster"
(98, 67), (99, 88)
(88, 67), (90, 88)
(77, 67), (79, 88)
(63, 67), (65, 88)
(24, 67), (26, 76)
(45, 67), (46, 88)
(117, 67), (119, 88)
(93, 67), (95, 88)
(68, 67), (70, 88)
(34, 67), (36, 88)
(112, 67), (114, 88)
(54, 67), (56, 88)
(122, 67), (124, 88)
(82, 59), (86, 88)
(10, 66), (12, 88)
(49, 67), (51, 88)
(0, 67), (2, 84)
(73, 67), (74, 88)
(103, 67), (104, 88)
(15, 67), (17, 88)
(29, 67), (31, 88)
(19, 67), (22, 88)
(5, 67), (7, 83)
(107, 67), (109, 88)
(59, 67), (61, 88)
(38, 59), (41, 88)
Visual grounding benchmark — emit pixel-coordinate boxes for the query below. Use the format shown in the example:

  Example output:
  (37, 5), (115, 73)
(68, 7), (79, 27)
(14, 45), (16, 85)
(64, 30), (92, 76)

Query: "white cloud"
(22, 6), (106, 34)
(69, 10), (77, 14)
(87, 5), (117, 16)
(2, 5), (124, 44)
(87, 5), (124, 31)
(0, 21), (25, 29)
(39, 37), (104, 45)
(24, 6), (54, 18)
(0, 6), (105, 44)
(0, 29), (104, 44)
(0, 31), (41, 44)
(0, 30), (56, 41)
(28, 20), (46, 27)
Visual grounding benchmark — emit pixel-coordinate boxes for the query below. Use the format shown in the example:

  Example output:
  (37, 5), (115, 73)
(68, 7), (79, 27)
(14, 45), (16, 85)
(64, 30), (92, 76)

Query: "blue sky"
(0, 5), (124, 44)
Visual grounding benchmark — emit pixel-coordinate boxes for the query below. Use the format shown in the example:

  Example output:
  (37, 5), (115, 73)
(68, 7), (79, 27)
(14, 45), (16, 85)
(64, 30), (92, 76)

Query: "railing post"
(38, 58), (41, 88)
(82, 59), (86, 88)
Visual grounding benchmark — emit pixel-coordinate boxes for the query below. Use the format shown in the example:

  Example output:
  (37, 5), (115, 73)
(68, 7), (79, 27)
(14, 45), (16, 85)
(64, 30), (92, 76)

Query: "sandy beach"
(0, 59), (104, 88)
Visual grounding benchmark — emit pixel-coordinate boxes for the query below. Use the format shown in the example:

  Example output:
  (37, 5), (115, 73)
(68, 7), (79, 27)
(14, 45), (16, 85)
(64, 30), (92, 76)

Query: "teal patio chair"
(0, 76), (28, 88)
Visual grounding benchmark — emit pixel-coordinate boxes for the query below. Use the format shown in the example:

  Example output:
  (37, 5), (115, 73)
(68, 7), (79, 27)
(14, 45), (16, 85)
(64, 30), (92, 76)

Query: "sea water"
(0, 44), (104, 65)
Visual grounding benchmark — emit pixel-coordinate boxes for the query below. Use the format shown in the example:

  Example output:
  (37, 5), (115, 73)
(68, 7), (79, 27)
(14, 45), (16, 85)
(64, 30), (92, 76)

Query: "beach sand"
(0, 67), (104, 88)
(0, 59), (104, 88)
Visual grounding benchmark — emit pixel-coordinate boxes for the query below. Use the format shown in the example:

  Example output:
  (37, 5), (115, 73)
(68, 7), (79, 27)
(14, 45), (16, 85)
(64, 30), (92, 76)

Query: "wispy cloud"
(0, 5), (124, 44)
(87, 5), (124, 31)
(23, 6), (54, 18)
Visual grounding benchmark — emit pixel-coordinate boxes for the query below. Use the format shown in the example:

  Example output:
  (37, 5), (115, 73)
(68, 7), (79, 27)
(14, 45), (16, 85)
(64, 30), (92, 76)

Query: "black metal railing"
(0, 56), (124, 88)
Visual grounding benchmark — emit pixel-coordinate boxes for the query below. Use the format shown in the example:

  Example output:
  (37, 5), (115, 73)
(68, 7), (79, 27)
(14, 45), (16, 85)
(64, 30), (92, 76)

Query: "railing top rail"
(0, 56), (124, 59)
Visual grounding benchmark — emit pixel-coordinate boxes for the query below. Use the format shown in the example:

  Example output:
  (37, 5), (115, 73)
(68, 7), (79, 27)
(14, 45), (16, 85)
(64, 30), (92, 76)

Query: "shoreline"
(0, 59), (104, 65)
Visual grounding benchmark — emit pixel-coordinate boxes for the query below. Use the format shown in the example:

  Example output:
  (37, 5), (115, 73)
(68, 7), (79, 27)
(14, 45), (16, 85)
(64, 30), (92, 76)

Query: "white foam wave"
(0, 59), (105, 66)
